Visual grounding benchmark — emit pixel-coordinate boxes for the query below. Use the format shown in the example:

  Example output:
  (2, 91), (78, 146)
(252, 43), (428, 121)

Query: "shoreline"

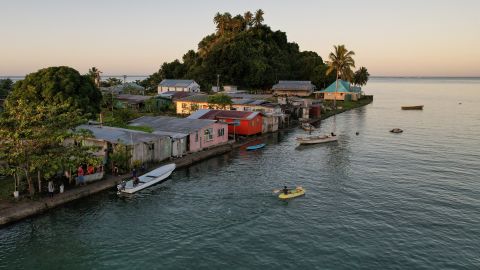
(0, 98), (372, 227)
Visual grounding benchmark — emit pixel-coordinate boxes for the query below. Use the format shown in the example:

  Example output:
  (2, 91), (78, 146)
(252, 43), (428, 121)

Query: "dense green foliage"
(142, 10), (336, 91)
(0, 101), (99, 196)
(0, 78), (13, 97)
(207, 93), (233, 109)
(326, 45), (356, 81)
(6, 66), (102, 115)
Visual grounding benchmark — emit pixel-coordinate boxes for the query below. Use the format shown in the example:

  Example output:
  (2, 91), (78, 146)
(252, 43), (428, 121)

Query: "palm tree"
(254, 9), (264, 27)
(353, 67), (370, 87)
(326, 45), (355, 108)
(88, 67), (102, 88)
(213, 12), (225, 35)
(244, 11), (253, 29)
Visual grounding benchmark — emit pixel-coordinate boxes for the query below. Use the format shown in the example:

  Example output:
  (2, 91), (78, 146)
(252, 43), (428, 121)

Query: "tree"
(353, 67), (370, 87)
(101, 77), (123, 87)
(0, 101), (96, 196)
(244, 11), (253, 29)
(6, 66), (102, 115)
(326, 45), (356, 108)
(88, 67), (102, 87)
(0, 78), (13, 97)
(207, 93), (233, 110)
(254, 9), (264, 27)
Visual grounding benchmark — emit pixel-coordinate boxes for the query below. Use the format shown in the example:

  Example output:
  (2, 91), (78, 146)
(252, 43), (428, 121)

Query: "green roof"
(321, 80), (352, 93)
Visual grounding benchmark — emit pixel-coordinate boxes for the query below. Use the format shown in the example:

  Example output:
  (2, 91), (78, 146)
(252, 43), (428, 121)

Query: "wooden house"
(129, 116), (229, 153)
(158, 79), (200, 93)
(272, 81), (316, 97)
(188, 110), (262, 136)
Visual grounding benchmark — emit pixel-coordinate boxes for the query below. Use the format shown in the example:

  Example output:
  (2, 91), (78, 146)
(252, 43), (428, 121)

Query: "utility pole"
(123, 75), (127, 84)
(216, 74), (220, 92)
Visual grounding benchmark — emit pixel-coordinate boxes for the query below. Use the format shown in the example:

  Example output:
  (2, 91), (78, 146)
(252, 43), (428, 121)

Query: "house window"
(195, 132), (199, 142)
(218, 128), (225, 137)
(182, 103), (187, 109)
(204, 128), (213, 141)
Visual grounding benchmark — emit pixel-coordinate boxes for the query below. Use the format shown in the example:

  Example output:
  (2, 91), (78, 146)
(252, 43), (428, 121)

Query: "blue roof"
(321, 80), (352, 93)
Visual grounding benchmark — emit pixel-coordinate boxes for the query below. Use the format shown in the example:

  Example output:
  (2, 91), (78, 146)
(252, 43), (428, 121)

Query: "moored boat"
(278, 187), (305, 200)
(296, 134), (338, 145)
(117, 163), (176, 194)
(246, 143), (266, 151)
(401, 105), (423, 110)
(390, 128), (403, 133)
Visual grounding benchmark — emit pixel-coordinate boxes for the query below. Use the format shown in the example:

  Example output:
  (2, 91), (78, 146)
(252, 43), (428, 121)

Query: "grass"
(321, 96), (373, 120)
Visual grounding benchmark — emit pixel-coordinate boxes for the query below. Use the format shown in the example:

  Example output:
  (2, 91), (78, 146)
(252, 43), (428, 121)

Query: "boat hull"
(246, 143), (266, 151)
(279, 187), (305, 199)
(118, 163), (176, 194)
(297, 135), (338, 145)
(401, 105), (423, 110)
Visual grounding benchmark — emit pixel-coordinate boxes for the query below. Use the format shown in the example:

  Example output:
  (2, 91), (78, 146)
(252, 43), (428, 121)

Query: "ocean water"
(0, 78), (479, 269)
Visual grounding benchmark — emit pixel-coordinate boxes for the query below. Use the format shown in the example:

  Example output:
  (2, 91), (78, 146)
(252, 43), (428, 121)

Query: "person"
(77, 165), (85, 186)
(132, 167), (139, 186)
(113, 163), (119, 176)
(283, 186), (289, 195)
(48, 180), (55, 197)
(331, 132), (336, 136)
(87, 165), (94, 175)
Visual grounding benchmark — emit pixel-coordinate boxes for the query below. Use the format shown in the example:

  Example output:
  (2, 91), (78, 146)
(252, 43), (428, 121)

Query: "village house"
(318, 80), (362, 101)
(272, 81), (316, 97)
(129, 116), (229, 154)
(115, 94), (151, 111)
(76, 124), (172, 166)
(100, 82), (145, 95)
(188, 110), (262, 136)
(152, 91), (196, 110)
(158, 79), (201, 94)
(231, 99), (284, 133)
(175, 94), (231, 115)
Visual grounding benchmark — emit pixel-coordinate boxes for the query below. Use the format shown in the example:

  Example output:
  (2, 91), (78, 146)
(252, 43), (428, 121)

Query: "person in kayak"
(283, 186), (289, 195)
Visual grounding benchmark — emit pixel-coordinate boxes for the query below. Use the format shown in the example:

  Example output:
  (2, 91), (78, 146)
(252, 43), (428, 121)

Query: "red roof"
(196, 110), (259, 120)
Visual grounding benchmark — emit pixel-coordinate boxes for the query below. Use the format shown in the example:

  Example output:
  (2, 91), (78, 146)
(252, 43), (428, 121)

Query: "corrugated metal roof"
(77, 125), (165, 145)
(187, 109), (260, 120)
(176, 94), (209, 102)
(130, 116), (217, 134)
(159, 79), (197, 87)
(272, 81), (314, 90)
(116, 94), (151, 104)
(272, 81), (316, 91)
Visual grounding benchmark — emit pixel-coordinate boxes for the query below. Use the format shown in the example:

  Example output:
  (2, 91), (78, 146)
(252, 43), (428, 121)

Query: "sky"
(1, 0), (480, 77)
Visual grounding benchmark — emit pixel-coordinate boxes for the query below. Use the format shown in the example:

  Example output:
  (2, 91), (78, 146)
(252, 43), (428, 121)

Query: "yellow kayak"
(278, 187), (305, 199)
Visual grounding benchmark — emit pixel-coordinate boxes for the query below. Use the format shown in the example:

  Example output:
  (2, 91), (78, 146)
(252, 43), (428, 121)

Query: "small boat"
(401, 105), (423, 110)
(117, 163), (176, 194)
(301, 123), (315, 131)
(79, 171), (105, 184)
(390, 128), (403, 133)
(296, 134), (338, 145)
(246, 143), (266, 151)
(279, 187), (305, 200)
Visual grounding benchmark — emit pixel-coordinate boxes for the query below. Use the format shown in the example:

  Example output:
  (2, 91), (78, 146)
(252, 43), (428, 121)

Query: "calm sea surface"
(1, 78), (479, 269)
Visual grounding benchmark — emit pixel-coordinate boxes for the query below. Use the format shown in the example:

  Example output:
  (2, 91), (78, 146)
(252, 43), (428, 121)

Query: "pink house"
(129, 116), (228, 154)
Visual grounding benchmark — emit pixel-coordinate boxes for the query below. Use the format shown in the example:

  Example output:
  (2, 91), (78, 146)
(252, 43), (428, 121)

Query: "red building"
(187, 110), (262, 136)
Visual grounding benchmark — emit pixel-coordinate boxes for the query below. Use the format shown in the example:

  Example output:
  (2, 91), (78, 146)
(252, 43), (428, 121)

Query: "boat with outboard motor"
(117, 163), (176, 194)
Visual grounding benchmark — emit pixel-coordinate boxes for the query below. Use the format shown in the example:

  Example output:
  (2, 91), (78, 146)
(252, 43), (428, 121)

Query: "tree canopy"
(0, 78), (13, 97)
(142, 10), (336, 92)
(353, 67), (370, 87)
(6, 66), (102, 115)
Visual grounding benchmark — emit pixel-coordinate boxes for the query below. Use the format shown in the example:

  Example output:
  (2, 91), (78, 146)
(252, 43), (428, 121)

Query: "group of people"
(77, 164), (102, 186)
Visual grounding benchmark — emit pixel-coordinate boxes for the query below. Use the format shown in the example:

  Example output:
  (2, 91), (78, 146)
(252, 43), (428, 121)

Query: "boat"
(278, 187), (305, 200)
(301, 123), (315, 131)
(296, 134), (338, 145)
(75, 171), (105, 184)
(246, 143), (266, 151)
(117, 163), (176, 194)
(401, 105), (423, 110)
(390, 128), (403, 133)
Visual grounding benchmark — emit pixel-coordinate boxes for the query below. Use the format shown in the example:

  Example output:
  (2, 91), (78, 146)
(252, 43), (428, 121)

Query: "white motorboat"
(117, 163), (176, 194)
(296, 134), (338, 145)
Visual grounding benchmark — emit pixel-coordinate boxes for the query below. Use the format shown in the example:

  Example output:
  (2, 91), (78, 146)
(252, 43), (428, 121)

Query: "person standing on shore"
(48, 180), (54, 197)
(77, 165), (85, 186)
